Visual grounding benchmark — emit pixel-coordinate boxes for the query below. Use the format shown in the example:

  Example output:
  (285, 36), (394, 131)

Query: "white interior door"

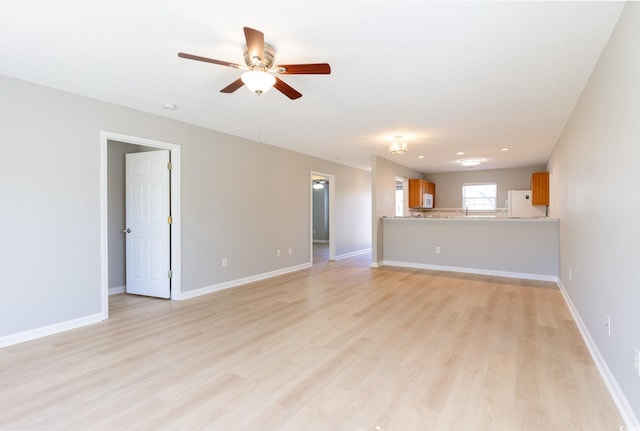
(125, 150), (171, 298)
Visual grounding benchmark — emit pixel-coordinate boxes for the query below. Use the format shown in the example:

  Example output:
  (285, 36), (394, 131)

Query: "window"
(462, 183), (497, 210)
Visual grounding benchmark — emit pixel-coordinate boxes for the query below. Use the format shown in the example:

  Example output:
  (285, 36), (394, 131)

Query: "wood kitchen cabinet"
(408, 179), (436, 208)
(408, 179), (422, 208)
(531, 172), (549, 206)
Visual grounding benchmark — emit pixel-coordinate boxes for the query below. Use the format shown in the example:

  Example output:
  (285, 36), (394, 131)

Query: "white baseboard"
(109, 285), (125, 295)
(557, 281), (640, 430)
(0, 312), (104, 349)
(335, 248), (371, 260)
(180, 262), (312, 301)
(381, 260), (558, 282)
(370, 261), (383, 268)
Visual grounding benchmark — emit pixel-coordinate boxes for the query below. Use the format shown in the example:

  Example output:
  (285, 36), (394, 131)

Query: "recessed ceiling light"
(460, 158), (482, 167)
(501, 147), (510, 151)
(162, 103), (177, 110)
(456, 151), (465, 155)
(418, 155), (425, 159)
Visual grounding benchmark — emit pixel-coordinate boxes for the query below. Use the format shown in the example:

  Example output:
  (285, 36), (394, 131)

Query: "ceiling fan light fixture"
(241, 70), (275, 95)
(178, 27), (330, 100)
(389, 136), (408, 155)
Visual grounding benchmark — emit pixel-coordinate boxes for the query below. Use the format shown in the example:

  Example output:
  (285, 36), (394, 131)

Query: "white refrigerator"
(506, 190), (546, 218)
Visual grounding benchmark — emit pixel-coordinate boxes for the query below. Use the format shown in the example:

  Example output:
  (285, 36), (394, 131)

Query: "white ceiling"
(0, 1), (624, 172)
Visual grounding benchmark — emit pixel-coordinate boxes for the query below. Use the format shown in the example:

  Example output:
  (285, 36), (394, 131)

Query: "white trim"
(100, 131), (183, 321)
(313, 240), (329, 244)
(0, 313), (103, 349)
(381, 260), (558, 282)
(109, 285), (125, 295)
(181, 263), (312, 300)
(100, 137), (109, 319)
(335, 248), (372, 260)
(328, 176), (336, 260)
(168, 143), (182, 300)
(557, 281), (640, 430)
(310, 171), (336, 262)
(370, 261), (383, 268)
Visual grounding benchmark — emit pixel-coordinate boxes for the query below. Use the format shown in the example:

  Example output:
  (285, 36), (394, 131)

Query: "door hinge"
(167, 162), (172, 171)
(168, 270), (173, 279)
(168, 216), (172, 224)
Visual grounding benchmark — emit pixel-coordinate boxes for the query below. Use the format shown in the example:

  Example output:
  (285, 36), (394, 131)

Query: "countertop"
(383, 216), (558, 222)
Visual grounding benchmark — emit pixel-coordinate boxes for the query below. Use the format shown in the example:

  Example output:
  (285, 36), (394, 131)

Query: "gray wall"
(107, 141), (152, 289)
(107, 140), (132, 289)
(312, 186), (329, 242)
(0, 74), (371, 337)
(548, 2), (640, 422)
(371, 156), (423, 264)
(426, 165), (546, 208)
(333, 172), (371, 258)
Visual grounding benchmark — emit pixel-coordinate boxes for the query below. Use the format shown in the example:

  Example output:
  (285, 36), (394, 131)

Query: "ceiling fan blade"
(276, 63), (331, 75)
(220, 78), (244, 93)
(274, 77), (302, 100)
(243, 27), (264, 64)
(178, 52), (244, 69)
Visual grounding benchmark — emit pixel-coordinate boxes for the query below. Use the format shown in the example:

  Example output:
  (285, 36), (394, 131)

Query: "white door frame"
(310, 171), (335, 262)
(100, 131), (182, 320)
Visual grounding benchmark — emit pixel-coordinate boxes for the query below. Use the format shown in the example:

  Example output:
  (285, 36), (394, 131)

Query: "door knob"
(123, 228), (131, 233)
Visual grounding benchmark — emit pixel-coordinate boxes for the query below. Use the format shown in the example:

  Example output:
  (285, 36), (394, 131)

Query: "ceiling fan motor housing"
(243, 42), (276, 70)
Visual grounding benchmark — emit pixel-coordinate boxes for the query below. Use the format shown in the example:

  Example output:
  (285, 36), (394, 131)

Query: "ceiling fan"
(178, 27), (331, 100)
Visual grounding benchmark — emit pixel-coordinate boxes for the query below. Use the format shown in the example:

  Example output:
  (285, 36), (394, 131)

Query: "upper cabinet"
(408, 179), (423, 208)
(408, 179), (436, 208)
(531, 172), (549, 206)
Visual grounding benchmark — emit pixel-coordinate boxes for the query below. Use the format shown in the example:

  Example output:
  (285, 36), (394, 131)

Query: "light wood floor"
(313, 242), (329, 263)
(0, 254), (624, 430)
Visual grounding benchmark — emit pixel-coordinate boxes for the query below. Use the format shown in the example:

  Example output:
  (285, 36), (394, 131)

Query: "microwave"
(423, 193), (433, 209)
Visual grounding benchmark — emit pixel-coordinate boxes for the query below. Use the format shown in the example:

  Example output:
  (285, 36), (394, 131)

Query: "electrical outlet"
(222, 257), (228, 267)
(276, 249), (281, 257)
(606, 315), (611, 336)
(435, 246), (441, 254)
(569, 269), (572, 281)
(288, 248), (292, 255)
(634, 348), (640, 376)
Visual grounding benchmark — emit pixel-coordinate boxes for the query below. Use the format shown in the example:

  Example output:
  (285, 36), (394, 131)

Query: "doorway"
(395, 176), (409, 216)
(310, 171), (335, 263)
(100, 131), (182, 320)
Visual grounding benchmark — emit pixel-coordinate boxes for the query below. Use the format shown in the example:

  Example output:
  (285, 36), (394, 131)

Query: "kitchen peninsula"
(382, 216), (558, 281)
